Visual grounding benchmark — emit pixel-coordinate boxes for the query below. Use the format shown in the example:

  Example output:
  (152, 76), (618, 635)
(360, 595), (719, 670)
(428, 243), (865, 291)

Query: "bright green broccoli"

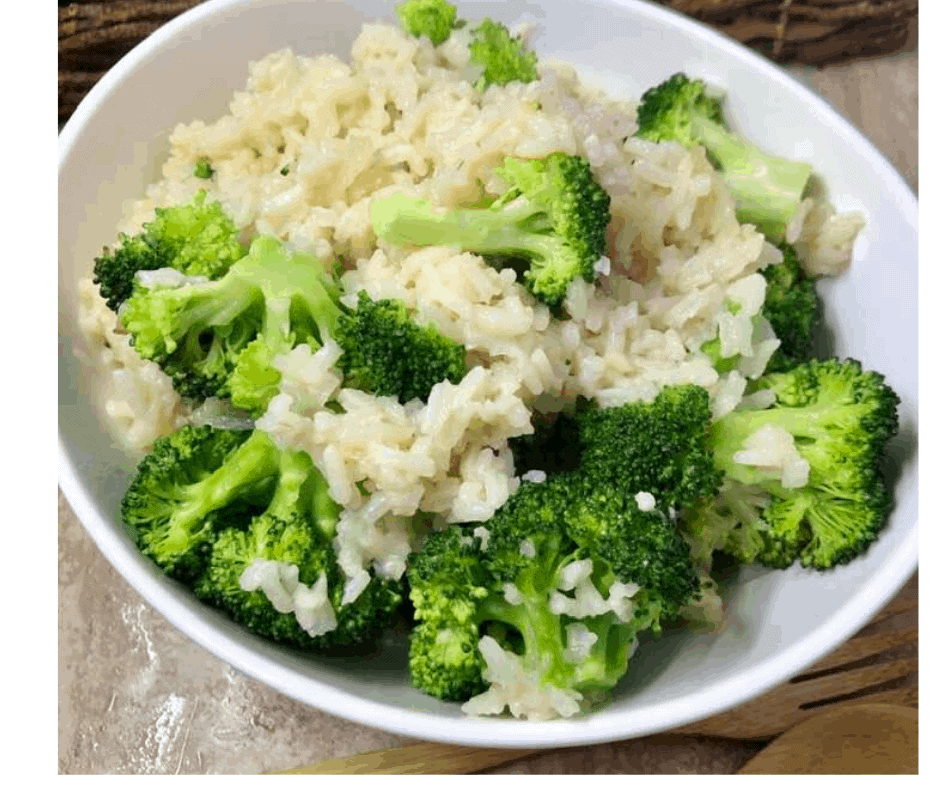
(123, 424), (403, 650)
(92, 190), (246, 312)
(121, 425), (282, 582)
(760, 242), (821, 373)
(635, 73), (812, 242)
(682, 358), (900, 571)
(407, 385), (717, 708)
(396, 0), (459, 46)
(120, 234), (467, 411)
(193, 157), (214, 179)
(468, 17), (538, 89)
(371, 153), (611, 306)
(395, 2), (537, 88)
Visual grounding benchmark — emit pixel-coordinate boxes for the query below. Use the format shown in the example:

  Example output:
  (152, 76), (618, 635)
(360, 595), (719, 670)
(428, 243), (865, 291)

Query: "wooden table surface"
(58, 30), (918, 776)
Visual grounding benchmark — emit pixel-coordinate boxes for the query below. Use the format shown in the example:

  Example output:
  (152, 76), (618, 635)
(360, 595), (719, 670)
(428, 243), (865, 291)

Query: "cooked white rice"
(75, 20), (864, 718)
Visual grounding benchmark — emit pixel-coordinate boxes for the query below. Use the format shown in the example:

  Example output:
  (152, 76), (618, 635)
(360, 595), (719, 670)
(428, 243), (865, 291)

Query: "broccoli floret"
(635, 74), (812, 242)
(194, 447), (403, 650)
(575, 384), (723, 512)
(761, 242), (821, 373)
(333, 291), (467, 404)
(121, 425), (281, 582)
(124, 424), (403, 650)
(408, 475), (700, 707)
(683, 359), (900, 570)
(396, 0), (459, 46)
(468, 18), (538, 89)
(395, 3), (536, 88)
(120, 234), (467, 411)
(120, 235), (325, 401)
(508, 410), (584, 478)
(408, 385), (715, 708)
(696, 243), (820, 377)
(193, 157), (214, 179)
(371, 153), (611, 306)
(92, 190), (245, 312)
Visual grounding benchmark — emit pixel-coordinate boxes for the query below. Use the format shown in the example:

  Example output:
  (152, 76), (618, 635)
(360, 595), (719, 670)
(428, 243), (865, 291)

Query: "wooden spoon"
(273, 703), (916, 775)
(737, 703), (917, 774)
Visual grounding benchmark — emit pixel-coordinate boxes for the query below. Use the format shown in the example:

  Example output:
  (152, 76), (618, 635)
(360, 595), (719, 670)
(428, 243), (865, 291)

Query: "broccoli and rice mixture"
(76, 2), (899, 721)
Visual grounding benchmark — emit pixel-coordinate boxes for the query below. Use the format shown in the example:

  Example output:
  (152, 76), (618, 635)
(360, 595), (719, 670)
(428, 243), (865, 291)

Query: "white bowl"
(58, 0), (918, 747)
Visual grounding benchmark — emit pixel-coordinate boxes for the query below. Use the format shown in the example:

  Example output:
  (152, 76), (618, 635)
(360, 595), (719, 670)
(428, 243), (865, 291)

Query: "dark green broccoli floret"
(761, 242), (821, 373)
(120, 234), (467, 412)
(92, 190), (245, 312)
(682, 359), (900, 571)
(193, 157), (214, 179)
(635, 73), (812, 242)
(508, 410), (584, 478)
(696, 242), (820, 376)
(123, 424), (403, 650)
(333, 291), (467, 403)
(407, 385), (714, 708)
(371, 153), (611, 307)
(468, 18), (538, 89)
(396, 0), (459, 46)
(575, 384), (723, 512)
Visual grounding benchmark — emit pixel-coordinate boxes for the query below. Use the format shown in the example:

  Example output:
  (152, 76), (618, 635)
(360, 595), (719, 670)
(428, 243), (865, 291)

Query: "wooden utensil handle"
(270, 742), (541, 775)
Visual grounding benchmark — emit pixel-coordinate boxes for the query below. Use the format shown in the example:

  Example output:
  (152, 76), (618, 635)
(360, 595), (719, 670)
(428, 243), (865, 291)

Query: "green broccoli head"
(761, 242), (821, 373)
(636, 72), (724, 149)
(120, 235), (338, 404)
(685, 358), (900, 571)
(121, 426), (281, 582)
(408, 469), (701, 706)
(469, 18), (538, 89)
(575, 384), (723, 512)
(334, 291), (467, 404)
(371, 152), (611, 307)
(407, 525), (493, 700)
(635, 73), (813, 242)
(562, 483), (701, 624)
(93, 191), (245, 312)
(396, 0), (459, 46)
(121, 231), (469, 412)
(126, 426), (403, 651)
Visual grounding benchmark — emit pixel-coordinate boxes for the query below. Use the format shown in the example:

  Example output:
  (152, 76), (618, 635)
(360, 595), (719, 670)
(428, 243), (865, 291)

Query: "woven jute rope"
(58, 0), (917, 124)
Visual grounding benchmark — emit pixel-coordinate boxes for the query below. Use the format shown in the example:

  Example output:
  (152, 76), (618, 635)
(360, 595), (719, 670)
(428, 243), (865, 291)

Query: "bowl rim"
(58, 0), (918, 748)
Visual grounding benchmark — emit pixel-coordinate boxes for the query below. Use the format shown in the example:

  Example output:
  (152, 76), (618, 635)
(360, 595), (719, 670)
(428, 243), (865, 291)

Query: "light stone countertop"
(58, 51), (918, 775)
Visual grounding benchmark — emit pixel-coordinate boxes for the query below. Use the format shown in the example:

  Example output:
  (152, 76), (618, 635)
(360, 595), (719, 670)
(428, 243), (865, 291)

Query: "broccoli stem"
(159, 276), (258, 354)
(714, 401), (875, 472)
(264, 449), (342, 538)
(479, 594), (571, 689)
(231, 235), (343, 354)
(690, 115), (812, 240)
(372, 195), (561, 261)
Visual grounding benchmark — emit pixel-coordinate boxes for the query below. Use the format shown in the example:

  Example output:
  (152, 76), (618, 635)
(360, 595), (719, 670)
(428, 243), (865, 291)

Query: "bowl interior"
(58, 0), (918, 746)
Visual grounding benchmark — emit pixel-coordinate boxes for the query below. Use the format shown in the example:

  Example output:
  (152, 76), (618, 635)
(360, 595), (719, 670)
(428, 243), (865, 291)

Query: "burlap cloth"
(58, 1), (917, 124)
